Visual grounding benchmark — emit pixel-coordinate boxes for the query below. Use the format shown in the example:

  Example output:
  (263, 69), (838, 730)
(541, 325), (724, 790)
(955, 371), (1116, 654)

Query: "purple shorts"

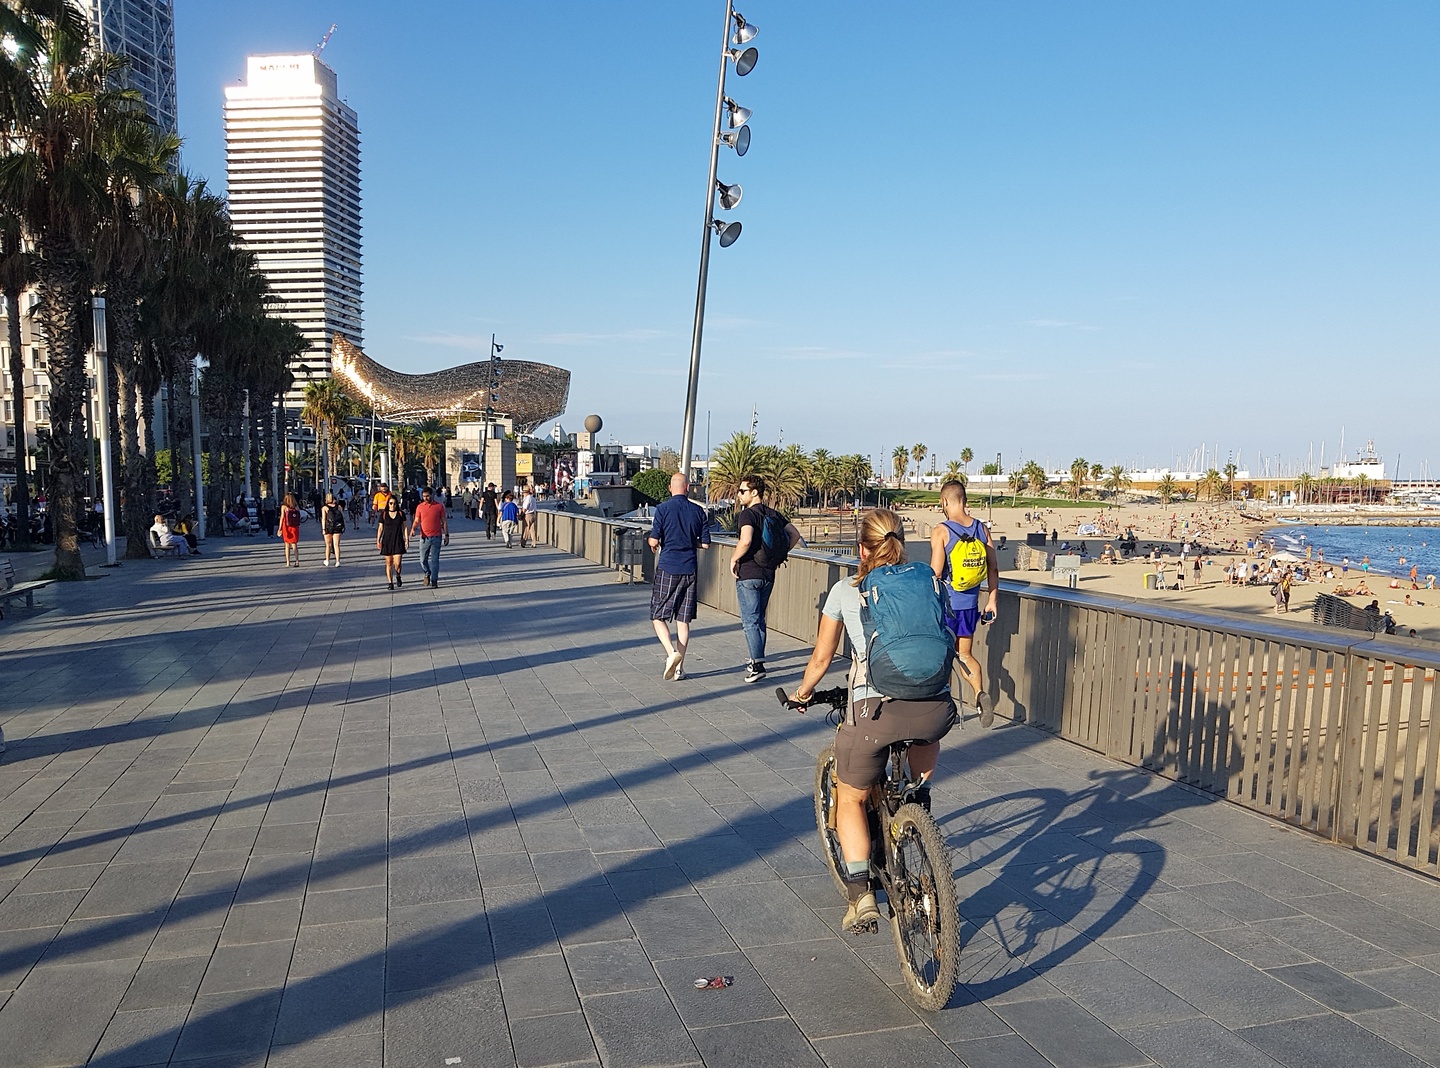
(944, 604), (980, 640)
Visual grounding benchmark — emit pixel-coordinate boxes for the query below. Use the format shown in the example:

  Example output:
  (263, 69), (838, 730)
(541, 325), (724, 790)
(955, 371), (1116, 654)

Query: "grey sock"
(845, 860), (869, 878)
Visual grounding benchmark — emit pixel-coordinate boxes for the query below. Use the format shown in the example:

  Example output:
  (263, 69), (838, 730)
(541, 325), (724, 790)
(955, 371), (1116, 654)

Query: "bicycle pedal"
(848, 919), (878, 937)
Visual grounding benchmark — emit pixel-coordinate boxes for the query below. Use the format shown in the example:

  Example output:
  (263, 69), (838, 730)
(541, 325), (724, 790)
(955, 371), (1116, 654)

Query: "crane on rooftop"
(313, 23), (338, 58)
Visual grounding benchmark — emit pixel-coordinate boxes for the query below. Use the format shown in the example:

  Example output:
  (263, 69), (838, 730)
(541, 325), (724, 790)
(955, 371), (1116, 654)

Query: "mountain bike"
(777, 686), (962, 1011)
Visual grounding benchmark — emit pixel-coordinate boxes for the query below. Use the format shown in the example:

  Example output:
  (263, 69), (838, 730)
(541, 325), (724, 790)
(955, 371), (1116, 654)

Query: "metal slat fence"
(537, 509), (1440, 876)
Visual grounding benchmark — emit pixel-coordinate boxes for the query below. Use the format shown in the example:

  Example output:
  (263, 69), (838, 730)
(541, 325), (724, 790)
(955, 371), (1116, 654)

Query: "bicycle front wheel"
(813, 744), (848, 897)
(886, 802), (961, 1011)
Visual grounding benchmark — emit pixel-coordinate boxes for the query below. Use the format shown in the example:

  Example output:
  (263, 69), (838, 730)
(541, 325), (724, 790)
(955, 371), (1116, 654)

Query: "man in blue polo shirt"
(648, 471), (710, 681)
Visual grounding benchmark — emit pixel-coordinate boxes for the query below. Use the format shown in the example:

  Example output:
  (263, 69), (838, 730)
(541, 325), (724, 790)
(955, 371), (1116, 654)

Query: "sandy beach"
(894, 500), (1440, 644)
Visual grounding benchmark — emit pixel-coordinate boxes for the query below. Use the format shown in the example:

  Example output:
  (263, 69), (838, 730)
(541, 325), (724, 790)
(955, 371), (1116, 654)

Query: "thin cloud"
(1025, 318), (1099, 331)
(406, 332), (493, 351)
(776, 347), (868, 362)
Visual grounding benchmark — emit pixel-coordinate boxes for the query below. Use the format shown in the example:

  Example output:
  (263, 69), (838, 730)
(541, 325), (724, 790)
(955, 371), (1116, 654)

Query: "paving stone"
(992, 997), (1151, 1068)
(581, 987), (701, 1068)
(498, 951), (582, 1020)
(0, 957), (139, 1068)
(1252, 914), (1404, 973)
(88, 1004), (188, 1067)
(0, 889), (86, 932)
(1237, 1012), (1428, 1068)
(272, 964), (385, 1043)
(200, 938), (296, 994)
(120, 954), (210, 1010)
(945, 1033), (1053, 1068)
(383, 979), (516, 1068)
(386, 901), (495, 993)
(1123, 1017), (1284, 1068)
(172, 989), (283, 1061)
(1350, 1005), (1440, 1066)
(510, 1010), (599, 1068)
(43, 912), (164, 965)
(219, 897), (302, 946)
(389, 853), (483, 907)
(1350, 963), (1440, 1017)
(687, 1016), (823, 1068)
(653, 950), (786, 1028)
(1263, 961), (1397, 1013)
(563, 939), (661, 997)
(1046, 958), (1205, 1030)
(697, 881), (834, 948)
(747, 940), (919, 1039)
(265, 1032), (383, 1068)
(623, 893), (737, 961)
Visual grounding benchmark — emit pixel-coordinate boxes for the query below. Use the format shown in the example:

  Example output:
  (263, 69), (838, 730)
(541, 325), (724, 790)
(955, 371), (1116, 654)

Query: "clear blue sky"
(175, 2), (1438, 479)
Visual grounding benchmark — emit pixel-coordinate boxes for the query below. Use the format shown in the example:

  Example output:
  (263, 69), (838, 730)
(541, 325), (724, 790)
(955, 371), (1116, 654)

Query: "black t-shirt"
(735, 504), (777, 581)
(481, 489), (498, 514)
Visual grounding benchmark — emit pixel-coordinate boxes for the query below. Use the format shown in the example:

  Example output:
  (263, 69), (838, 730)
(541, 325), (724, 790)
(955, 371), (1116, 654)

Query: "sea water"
(1266, 525), (1440, 579)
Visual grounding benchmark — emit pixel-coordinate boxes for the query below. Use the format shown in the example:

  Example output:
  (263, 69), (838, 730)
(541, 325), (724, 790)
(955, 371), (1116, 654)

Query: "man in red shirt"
(409, 487), (450, 588)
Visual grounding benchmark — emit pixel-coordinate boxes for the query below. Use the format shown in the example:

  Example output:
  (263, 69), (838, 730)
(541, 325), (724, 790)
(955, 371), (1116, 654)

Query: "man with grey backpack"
(729, 475), (803, 683)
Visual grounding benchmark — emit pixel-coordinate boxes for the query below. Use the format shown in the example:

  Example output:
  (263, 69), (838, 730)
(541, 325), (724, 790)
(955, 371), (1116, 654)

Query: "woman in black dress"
(376, 498), (408, 589)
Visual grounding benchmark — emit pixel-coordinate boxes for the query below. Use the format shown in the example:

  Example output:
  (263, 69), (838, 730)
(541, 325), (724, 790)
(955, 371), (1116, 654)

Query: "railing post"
(1333, 650), (1367, 846)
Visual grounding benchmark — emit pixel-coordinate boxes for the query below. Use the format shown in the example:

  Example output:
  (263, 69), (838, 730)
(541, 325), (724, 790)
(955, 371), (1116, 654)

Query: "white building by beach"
(83, 0), (178, 133)
(225, 54), (363, 403)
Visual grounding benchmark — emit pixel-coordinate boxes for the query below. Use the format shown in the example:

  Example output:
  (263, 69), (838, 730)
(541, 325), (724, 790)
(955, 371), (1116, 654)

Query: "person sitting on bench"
(150, 514), (183, 557)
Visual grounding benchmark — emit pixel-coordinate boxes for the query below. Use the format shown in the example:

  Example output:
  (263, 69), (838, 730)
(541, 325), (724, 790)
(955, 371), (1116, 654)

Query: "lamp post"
(192, 355), (208, 539)
(91, 298), (116, 565)
(679, 3), (758, 484)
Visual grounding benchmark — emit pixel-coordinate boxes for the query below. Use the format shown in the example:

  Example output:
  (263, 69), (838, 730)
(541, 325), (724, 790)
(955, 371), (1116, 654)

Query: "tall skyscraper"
(224, 54), (363, 400)
(84, 0), (178, 132)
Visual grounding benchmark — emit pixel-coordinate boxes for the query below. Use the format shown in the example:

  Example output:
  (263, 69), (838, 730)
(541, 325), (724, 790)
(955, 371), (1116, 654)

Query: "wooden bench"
(0, 558), (53, 618)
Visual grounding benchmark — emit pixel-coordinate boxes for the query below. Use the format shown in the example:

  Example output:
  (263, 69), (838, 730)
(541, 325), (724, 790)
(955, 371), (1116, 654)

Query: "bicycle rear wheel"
(813, 744), (848, 897)
(886, 802), (961, 1011)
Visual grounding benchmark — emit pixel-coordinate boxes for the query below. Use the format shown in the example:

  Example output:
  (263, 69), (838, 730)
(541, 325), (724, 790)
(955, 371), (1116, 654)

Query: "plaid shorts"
(650, 569), (698, 623)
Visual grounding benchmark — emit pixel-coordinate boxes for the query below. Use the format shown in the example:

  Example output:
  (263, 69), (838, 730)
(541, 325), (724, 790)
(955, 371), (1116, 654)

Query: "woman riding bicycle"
(790, 507), (957, 932)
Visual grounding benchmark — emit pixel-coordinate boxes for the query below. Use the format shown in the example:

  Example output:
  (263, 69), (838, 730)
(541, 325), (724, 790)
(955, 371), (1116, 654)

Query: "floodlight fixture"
(720, 124), (751, 156)
(712, 219), (742, 247)
(723, 97), (752, 128)
(732, 13), (758, 44)
(728, 45), (758, 76)
(716, 180), (743, 210)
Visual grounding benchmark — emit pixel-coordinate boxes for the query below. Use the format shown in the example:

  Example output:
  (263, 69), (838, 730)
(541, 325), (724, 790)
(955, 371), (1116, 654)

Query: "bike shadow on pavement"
(933, 765), (1213, 1000)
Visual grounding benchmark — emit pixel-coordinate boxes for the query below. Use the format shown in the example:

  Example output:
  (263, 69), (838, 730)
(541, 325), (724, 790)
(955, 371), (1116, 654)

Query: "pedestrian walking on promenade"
(648, 472), (710, 681)
(521, 486), (538, 547)
(499, 491), (520, 547)
(371, 483), (393, 526)
(729, 475), (802, 683)
(377, 497), (408, 589)
(259, 489), (277, 538)
(279, 493), (302, 567)
(482, 483), (499, 539)
(409, 487), (450, 587)
(321, 493), (347, 567)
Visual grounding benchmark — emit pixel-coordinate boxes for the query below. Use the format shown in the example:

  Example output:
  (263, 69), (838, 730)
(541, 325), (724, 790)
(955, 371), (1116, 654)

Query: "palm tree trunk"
(33, 241), (88, 576)
(114, 356), (150, 558)
(4, 284), (31, 549)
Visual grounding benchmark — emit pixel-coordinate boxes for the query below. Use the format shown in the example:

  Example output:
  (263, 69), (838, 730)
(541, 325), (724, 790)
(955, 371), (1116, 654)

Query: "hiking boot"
(842, 891), (880, 933)
(673, 666), (686, 682)
(663, 651), (682, 681)
(743, 662), (766, 684)
(977, 692), (995, 729)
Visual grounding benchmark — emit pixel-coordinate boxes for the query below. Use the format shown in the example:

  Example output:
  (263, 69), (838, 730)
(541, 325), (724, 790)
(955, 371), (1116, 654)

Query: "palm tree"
(891, 445), (909, 488)
(0, 217), (32, 547)
(911, 443), (928, 486)
(1223, 461), (1238, 501)
(1022, 460), (1047, 497)
(1295, 471), (1315, 504)
(389, 425), (420, 487)
(417, 429), (446, 488)
(1156, 474), (1177, 505)
(0, 4), (153, 574)
(766, 444), (808, 513)
(706, 431), (766, 501)
(1007, 469), (1025, 504)
(838, 453), (872, 506)
(1200, 468), (1223, 502)
(1068, 457), (1089, 501)
(1103, 464), (1132, 501)
(944, 460), (963, 482)
(960, 447), (973, 474)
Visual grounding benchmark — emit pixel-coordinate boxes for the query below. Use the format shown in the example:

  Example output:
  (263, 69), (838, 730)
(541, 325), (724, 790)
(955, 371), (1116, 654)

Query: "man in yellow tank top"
(929, 480), (1000, 726)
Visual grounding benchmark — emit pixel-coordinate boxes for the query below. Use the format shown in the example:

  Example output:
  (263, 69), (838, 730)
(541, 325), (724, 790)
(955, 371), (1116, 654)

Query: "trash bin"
(1144, 573), (1157, 590)
(613, 527), (647, 584)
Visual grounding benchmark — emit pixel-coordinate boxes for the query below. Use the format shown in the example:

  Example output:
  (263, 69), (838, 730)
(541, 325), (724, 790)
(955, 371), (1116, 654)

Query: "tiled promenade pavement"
(1, 524), (1440, 1068)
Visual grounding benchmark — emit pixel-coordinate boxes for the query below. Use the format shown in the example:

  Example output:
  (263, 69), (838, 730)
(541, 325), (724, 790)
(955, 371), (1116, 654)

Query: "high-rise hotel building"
(225, 54), (362, 401)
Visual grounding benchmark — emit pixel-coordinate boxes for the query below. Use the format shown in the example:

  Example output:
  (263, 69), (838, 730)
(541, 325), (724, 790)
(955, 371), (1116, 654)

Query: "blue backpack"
(858, 562), (955, 700)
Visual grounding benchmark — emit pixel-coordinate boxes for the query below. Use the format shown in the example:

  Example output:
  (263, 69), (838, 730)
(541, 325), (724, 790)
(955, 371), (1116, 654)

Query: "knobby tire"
(813, 744), (848, 897)
(886, 802), (961, 1011)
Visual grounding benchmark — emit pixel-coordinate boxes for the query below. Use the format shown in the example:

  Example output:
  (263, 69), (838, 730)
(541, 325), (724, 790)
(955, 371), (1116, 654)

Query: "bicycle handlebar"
(775, 686), (847, 713)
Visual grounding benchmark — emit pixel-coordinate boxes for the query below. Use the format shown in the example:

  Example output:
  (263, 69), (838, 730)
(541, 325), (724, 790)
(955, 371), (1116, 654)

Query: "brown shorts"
(834, 695), (958, 788)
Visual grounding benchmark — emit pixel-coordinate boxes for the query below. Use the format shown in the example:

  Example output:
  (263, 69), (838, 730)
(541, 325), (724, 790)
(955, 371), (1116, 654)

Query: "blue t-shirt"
(649, 494), (708, 575)
(500, 501), (519, 523)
